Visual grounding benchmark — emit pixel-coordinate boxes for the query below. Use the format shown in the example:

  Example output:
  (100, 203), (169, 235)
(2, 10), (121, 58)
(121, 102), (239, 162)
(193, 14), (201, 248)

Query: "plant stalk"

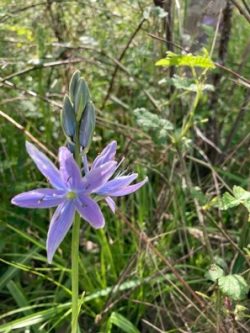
(71, 127), (81, 333)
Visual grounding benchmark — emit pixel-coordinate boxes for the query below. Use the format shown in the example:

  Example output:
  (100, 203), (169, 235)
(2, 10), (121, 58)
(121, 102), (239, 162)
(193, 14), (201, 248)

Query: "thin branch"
(229, 0), (250, 23)
(0, 1), (47, 23)
(101, 18), (146, 109)
(147, 32), (183, 50)
(223, 94), (249, 152)
(147, 31), (250, 86)
(117, 209), (205, 308)
(241, 0), (250, 14)
(1, 58), (94, 82)
(215, 62), (250, 86)
(0, 77), (151, 141)
(0, 110), (56, 159)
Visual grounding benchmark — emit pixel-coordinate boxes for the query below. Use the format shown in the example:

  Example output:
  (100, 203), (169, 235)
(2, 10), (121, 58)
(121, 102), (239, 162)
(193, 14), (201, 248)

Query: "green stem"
(71, 129), (81, 333)
(71, 212), (81, 333)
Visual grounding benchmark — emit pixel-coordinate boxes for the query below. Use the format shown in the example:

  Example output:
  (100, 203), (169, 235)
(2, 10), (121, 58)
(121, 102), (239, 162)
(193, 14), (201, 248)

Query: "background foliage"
(0, 0), (250, 332)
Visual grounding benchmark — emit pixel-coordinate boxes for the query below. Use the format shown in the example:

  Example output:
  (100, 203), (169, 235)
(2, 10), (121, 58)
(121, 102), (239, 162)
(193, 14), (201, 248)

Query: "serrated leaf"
(215, 186), (250, 212)
(170, 75), (214, 92)
(231, 186), (250, 212)
(134, 108), (173, 145)
(218, 274), (249, 301)
(214, 256), (227, 271)
(216, 192), (239, 210)
(156, 51), (215, 69)
(205, 264), (224, 282)
(233, 186), (250, 202)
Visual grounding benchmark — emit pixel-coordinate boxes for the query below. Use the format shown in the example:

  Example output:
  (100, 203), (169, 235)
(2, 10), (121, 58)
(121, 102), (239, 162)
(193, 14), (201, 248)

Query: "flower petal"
(83, 161), (117, 193)
(26, 142), (65, 189)
(46, 200), (75, 263)
(105, 196), (116, 213)
(11, 188), (65, 208)
(82, 154), (89, 175)
(58, 147), (84, 191)
(96, 174), (138, 196)
(109, 177), (148, 197)
(92, 141), (117, 169)
(75, 194), (105, 229)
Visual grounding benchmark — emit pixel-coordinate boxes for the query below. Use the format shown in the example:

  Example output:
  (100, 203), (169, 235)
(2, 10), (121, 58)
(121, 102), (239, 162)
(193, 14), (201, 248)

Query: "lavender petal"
(83, 161), (117, 193)
(96, 174), (138, 196)
(75, 194), (105, 229)
(26, 142), (65, 190)
(105, 196), (116, 213)
(108, 177), (148, 197)
(46, 200), (75, 263)
(92, 141), (117, 169)
(11, 188), (65, 208)
(58, 147), (84, 191)
(82, 154), (89, 175)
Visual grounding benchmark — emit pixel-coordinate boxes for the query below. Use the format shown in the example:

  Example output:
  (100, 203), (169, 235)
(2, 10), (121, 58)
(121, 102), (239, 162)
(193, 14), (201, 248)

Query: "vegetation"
(0, 1), (250, 332)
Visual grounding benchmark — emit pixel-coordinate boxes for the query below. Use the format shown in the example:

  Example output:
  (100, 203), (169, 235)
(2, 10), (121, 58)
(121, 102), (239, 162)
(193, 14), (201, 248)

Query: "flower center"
(66, 191), (77, 200)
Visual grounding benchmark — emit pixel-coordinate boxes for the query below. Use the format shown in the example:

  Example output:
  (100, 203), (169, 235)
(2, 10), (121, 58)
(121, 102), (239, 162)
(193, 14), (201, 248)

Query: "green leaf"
(0, 304), (69, 332)
(107, 312), (140, 333)
(0, 247), (39, 291)
(134, 108), (173, 145)
(214, 186), (250, 212)
(233, 186), (250, 211)
(215, 192), (239, 210)
(205, 264), (224, 282)
(156, 51), (215, 69)
(218, 274), (249, 301)
(7, 281), (31, 316)
(169, 75), (214, 92)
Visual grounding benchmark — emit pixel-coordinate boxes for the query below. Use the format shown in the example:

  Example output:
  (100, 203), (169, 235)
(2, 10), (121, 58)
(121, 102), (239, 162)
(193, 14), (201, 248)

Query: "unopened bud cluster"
(61, 71), (96, 153)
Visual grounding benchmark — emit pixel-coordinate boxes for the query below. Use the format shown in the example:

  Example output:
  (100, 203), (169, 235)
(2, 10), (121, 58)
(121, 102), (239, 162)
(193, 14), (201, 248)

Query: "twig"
(147, 32), (183, 50)
(215, 62), (250, 86)
(164, 0), (174, 52)
(0, 110), (56, 159)
(116, 209), (205, 308)
(1, 58), (93, 82)
(241, 0), (250, 14)
(178, 149), (214, 262)
(147, 31), (250, 85)
(229, 0), (250, 23)
(164, 0), (175, 97)
(141, 319), (165, 333)
(208, 3), (233, 162)
(0, 1), (47, 23)
(222, 133), (250, 166)
(0, 77), (62, 108)
(101, 18), (146, 109)
(206, 212), (250, 267)
(223, 93), (249, 153)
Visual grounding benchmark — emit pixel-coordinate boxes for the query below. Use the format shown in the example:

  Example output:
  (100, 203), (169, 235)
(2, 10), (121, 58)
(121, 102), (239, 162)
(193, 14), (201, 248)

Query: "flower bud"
(66, 140), (75, 154)
(75, 78), (90, 121)
(61, 95), (76, 139)
(69, 70), (80, 103)
(79, 101), (96, 151)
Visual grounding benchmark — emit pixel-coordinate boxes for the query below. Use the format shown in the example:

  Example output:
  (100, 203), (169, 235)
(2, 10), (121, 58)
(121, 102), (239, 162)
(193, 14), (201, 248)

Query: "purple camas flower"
(85, 141), (148, 213)
(11, 141), (147, 263)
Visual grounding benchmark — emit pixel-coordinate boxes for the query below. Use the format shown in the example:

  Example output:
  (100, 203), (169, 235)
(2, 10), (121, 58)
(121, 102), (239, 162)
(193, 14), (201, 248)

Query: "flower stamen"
(66, 191), (77, 200)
